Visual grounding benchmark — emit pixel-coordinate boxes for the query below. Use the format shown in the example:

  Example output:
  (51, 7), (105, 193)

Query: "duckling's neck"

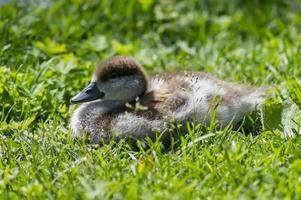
(85, 100), (127, 113)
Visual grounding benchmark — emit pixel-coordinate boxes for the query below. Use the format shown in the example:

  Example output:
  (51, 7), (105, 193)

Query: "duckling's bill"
(71, 82), (105, 104)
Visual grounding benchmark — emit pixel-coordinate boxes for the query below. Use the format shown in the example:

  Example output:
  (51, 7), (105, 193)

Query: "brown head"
(71, 56), (148, 104)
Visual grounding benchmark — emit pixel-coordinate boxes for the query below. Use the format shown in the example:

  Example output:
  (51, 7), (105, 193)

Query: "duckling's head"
(71, 56), (148, 104)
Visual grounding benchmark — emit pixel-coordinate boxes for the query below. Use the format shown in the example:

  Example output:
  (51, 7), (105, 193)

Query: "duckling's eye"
(107, 73), (118, 79)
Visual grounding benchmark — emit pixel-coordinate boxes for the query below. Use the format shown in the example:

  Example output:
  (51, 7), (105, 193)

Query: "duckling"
(70, 56), (267, 143)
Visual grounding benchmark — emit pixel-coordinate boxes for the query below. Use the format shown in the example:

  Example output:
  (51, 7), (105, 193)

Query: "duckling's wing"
(139, 90), (188, 119)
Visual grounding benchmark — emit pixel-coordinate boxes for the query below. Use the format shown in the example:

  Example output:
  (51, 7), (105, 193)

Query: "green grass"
(1, 0), (301, 199)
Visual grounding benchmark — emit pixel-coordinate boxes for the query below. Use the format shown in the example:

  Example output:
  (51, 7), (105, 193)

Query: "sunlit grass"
(1, 0), (301, 199)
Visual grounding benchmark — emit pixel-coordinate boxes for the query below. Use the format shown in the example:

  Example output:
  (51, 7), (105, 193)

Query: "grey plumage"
(70, 56), (267, 143)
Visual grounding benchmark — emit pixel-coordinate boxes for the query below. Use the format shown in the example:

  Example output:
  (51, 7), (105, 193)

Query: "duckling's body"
(70, 57), (266, 143)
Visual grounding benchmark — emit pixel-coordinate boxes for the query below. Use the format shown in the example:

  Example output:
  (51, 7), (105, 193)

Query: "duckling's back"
(143, 71), (266, 126)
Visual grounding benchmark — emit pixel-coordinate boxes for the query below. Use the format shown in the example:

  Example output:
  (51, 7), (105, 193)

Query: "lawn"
(1, 0), (301, 199)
